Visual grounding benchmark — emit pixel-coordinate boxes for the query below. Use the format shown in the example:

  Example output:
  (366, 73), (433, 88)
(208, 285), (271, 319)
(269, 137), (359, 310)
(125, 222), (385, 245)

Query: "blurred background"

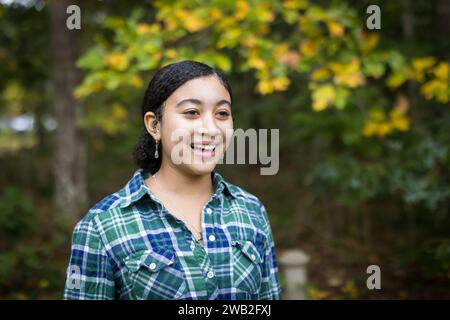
(0, 0), (449, 299)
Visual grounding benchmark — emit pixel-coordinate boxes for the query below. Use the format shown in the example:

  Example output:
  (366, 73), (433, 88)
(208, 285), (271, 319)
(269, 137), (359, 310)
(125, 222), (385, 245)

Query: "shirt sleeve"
(64, 215), (116, 300)
(258, 202), (282, 300)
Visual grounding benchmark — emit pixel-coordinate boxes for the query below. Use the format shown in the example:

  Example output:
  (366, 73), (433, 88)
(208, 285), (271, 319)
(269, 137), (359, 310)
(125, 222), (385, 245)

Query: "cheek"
(160, 119), (194, 148)
(220, 123), (234, 144)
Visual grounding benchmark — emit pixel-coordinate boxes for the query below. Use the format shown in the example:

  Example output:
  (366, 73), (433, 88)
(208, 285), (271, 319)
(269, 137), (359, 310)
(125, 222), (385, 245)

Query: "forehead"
(167, 75), (231, 105)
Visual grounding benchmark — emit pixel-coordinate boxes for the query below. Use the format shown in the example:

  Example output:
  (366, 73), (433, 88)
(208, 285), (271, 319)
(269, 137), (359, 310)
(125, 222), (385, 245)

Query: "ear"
(144, 111), (161, 141)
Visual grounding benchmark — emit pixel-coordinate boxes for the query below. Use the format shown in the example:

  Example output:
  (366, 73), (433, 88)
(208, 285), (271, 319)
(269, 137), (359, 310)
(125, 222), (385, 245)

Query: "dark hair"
(133, 60), (233, 172)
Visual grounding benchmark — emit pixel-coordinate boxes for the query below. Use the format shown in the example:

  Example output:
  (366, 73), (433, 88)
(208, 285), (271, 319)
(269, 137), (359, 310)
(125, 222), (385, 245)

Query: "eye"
(217, 111), (231, 118)
(184, 110), (199, 116)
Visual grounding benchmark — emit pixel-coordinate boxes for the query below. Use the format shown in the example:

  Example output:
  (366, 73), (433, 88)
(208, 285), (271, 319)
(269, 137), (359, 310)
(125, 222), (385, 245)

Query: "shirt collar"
(119, 169), (238, 209)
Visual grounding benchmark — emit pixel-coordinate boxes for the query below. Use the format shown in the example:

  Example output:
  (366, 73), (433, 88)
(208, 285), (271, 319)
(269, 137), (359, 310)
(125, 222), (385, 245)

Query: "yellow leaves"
(153, 51), (163, 61)
(299, 40), (320, 58)
(363, 96), (410, 138)
(130, 75), (143, 88)
(210, 8), (223, 21)
(216, 16), (237, 31)
(411, 56), (436, 81)
(283, 0), (308, 10)
(235, 0), (251, 21)
(257, 77), (290, 95)
(330, 58), (366, 88)
(311, 67), (330, 81)
(409, 58), (450, 103)
(390, 95), (410, 131)
(327, 20), (345, 37)
(248, 48), (266, 70)
(111, 103), (128, 121)
(390, 110), (410, 131)
(368, 109), (385, 122)
(274, 43), (290, 59)
(312, 84), (335, 111)
(412, 57), (436, 73)
(272, 76), (291, 91)
(242, 35), (258, 48)
(421, 62), (450, 102)
(163, 17), (177, 31)
(248, 56), (266, 70)
(136, 23), (150, 35)
(259, 10), (275, 23)
(308, 287), (330, 300)
(434, 62), (450, 80)
(105, 53), (129, 71)
(359, 32), (379, 54)
(74, 82), (103, 99)
(136, 23), (160, 35)
(420, 79), (449, 103)
(251, 2), (275, 23)
(217, 26), (243, 49)
(257, 79), (274, 95)
(310, 84), (350, 111)
(95, 103), (129, 135)
(174, 9), (206, 33)
(387, 72), (408, 88)
(165, 48), (178, 59)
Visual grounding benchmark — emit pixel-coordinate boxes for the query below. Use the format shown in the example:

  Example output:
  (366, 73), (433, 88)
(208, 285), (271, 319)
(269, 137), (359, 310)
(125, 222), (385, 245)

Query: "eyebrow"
(175, 98), (232, 108)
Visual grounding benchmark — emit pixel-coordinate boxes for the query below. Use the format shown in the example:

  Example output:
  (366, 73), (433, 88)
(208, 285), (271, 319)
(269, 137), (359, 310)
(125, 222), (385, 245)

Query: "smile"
(190, 143), (216, 158)
(190, 143), (216, 152)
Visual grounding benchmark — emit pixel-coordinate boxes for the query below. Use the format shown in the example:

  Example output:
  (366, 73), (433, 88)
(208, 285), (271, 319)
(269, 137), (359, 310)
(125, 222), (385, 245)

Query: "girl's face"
(151, 75), (234, 176)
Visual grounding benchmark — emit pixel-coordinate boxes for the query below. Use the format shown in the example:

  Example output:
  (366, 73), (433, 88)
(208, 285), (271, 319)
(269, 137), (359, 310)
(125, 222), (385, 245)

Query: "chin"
(186, 162), (217, 176)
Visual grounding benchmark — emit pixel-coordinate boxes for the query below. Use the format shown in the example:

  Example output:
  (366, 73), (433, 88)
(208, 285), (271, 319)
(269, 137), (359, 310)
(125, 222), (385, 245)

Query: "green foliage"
(0, 187), (34, 238)
(418, 239), (450, 278)
(0, 187), (67, 298)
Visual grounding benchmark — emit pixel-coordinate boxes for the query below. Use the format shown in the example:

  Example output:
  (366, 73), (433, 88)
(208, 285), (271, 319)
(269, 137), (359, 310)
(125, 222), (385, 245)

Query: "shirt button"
(207, 270), (214, 279)
(251, 254), (256, 261)
(206, 208), (213, 214)
(208, 234), (216, 242)
(149, 263), (156, 270)
(190, 242), (195, 250)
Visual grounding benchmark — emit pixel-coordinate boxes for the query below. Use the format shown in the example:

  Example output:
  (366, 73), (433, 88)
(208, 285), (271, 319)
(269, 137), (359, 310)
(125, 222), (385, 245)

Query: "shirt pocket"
(231, 239), (263, 298)
(123, 247), (187, 300)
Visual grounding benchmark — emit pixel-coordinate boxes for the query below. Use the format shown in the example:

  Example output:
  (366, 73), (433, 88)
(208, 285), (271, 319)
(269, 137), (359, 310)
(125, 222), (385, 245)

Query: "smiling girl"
(64, 60), (281, 300)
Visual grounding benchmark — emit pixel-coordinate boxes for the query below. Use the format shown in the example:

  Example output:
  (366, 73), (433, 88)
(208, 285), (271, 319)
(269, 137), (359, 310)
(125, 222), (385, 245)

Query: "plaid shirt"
(64, 169), (281, 300)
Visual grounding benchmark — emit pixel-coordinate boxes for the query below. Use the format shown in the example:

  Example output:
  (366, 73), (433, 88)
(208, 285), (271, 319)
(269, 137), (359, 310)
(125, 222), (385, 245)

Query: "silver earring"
(154, 140), (159, 159)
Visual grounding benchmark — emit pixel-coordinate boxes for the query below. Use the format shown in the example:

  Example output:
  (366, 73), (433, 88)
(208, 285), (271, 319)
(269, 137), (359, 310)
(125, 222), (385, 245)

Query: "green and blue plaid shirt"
(64, 169), (281, 300)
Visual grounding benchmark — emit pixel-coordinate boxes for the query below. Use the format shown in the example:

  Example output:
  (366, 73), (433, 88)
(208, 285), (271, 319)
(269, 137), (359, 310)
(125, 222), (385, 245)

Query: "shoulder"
(226, 181), (265, 208)
(223, 180), (271, 226)
(73, 189), (125, 233)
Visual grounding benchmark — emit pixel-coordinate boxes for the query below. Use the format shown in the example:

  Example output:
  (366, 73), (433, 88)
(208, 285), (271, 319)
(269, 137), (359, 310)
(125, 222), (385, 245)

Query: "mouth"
(190, 143), (216, 158)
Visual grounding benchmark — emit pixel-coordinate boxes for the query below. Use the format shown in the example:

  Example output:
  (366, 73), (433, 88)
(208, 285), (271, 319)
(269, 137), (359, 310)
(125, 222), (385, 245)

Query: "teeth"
(191, 144), (215, 151)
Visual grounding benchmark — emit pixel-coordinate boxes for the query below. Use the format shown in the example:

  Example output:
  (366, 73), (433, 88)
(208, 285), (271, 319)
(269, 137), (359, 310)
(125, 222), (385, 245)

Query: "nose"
(196, 112), (220, 139)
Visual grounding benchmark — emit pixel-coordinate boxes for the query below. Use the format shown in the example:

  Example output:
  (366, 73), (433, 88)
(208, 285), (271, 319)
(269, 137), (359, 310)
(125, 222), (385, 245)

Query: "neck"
(151, 161), (214, 197)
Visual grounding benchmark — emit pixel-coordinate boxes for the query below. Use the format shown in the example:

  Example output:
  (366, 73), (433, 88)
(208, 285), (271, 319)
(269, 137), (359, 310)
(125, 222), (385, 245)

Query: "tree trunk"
(49, 0), (87, 222)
